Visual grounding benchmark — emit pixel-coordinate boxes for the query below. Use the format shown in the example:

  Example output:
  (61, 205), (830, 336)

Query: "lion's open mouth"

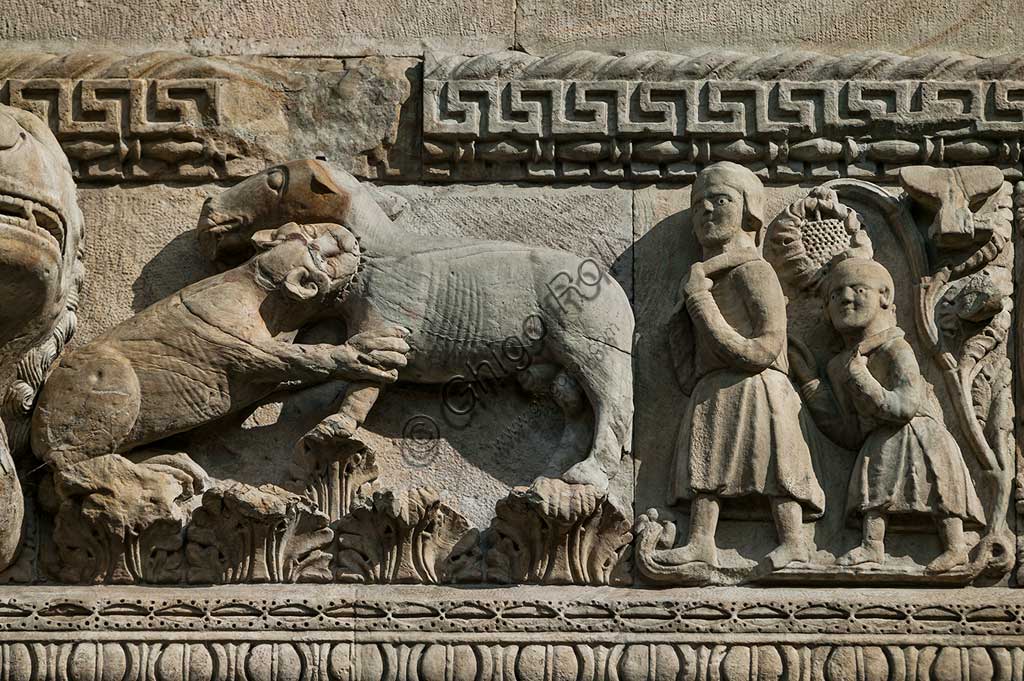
(0, 192), (64, 254)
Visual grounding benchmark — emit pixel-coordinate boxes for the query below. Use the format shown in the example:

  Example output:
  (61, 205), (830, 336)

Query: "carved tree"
(900, 166), (1016, 576)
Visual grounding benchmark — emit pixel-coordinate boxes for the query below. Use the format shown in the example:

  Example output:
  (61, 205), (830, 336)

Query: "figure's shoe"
(561, 458), (610, 493)
(655, 541), (720, 568)
(925, 547), (970, 574)
(765, 541), (810, 570)
(837, 540), (885, 567)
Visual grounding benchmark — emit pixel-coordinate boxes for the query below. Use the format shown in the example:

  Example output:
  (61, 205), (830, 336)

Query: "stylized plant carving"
(333, 487), (471, 584)
(480, 477), (632, 585)
(187, 482), (334, 584)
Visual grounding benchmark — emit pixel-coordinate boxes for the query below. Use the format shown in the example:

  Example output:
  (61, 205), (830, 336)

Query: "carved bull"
(900, 166), (1007, 249)
(197, 160), (635, 491)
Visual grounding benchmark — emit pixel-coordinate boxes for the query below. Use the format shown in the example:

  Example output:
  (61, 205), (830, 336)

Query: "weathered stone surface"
(75, 185), (217, 345)
(0, 0), (513, 55)
(283, 57), (421, 179)
(2, 0), (1024, 659)
(0, 53), (418, 182)
(515, 0), (1022, 55)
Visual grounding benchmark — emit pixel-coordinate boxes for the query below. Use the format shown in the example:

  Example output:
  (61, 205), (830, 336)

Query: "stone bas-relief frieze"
(0, 51), (419, 182)
(9, 154), (635, 585)
(424, 52), (1024, 184)
(637, 160), (1015, 586)
(1, 43), (1024, 681)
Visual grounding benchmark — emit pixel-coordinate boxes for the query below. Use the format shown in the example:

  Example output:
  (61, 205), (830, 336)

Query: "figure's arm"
(667, 302), (696, 394)
(798, 375), (863, 449)
(788, 341), (863, 449)
(846, 341), (920, 423)
(686, 261), (785, 373)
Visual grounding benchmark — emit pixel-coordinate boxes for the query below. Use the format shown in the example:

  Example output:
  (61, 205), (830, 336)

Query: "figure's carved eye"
(266, 168), (285, 192)
(715, 196), (729, 206)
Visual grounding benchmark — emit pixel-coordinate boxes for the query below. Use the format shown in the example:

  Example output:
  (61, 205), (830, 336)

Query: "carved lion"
(30, 222), (409, 550)
(0, 104), (85, 570)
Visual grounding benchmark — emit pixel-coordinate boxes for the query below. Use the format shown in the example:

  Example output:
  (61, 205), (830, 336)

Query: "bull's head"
(900, 166), (1006, 249)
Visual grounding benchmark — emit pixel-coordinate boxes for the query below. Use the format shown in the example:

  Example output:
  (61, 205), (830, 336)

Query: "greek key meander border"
(421, 78), (1024, 182)
(5, 49), (1024, 182)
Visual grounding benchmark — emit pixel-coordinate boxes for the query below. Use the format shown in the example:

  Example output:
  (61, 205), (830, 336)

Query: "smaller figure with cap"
(790, 255), (985, 573)
(666, 162), (825, 570)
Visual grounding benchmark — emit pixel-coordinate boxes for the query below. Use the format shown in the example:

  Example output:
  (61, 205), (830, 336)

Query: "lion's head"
(0, 104), (85, 454)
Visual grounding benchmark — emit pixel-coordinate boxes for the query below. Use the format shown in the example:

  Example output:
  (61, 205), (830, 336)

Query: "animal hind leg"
(558, 340), (633, 493)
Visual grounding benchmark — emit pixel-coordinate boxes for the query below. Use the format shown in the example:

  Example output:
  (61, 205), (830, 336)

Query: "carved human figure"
(31, 223), (409, 535)
(791, 256), (985, 573)
(666, 162), (824, 569)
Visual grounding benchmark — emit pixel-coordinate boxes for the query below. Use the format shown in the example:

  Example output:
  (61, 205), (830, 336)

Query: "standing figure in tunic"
(791, 256), (984, 573)
(665, 162), (825, 570)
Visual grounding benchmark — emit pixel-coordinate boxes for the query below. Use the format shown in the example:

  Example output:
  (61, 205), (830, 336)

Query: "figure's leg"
(765, 497), (810, 569)
(926, 516), (970, 574)
(837, 511), (886, 566)
(654, 494), (721, 567)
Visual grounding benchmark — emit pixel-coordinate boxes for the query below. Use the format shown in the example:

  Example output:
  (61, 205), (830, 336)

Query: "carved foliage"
(51, 510), (185, 585)
(186, 482), (334, 584)
(901, 166), (1017, 576)
(333, 488), (471, 584)
(300, 448), (380, 523)
(478, 478), (632, 586)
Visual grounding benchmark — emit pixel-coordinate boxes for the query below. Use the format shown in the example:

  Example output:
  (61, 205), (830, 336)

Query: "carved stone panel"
(0, 37), (1021, 677)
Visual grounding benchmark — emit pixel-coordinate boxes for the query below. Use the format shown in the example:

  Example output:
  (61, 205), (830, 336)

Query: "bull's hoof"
(561, 459), (610, 493)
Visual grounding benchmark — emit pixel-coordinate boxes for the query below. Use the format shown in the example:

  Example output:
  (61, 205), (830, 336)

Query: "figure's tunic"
(826, 327), (985, 525)
(669, 251), (825, 517)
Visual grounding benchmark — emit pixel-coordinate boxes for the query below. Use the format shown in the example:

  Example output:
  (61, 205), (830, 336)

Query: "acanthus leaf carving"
(333, 487), (471, 584)
(186, 481), (334, 584)
(898, 166), (1017, 577)
(478, 477), (632, 586)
